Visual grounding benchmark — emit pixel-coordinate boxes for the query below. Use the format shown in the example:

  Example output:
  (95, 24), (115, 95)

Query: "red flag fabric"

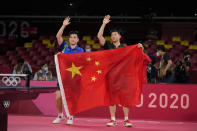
(55, 45), (144, 117)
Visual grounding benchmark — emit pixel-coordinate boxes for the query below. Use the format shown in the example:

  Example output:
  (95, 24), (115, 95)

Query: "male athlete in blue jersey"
(52, 16), (84, 125)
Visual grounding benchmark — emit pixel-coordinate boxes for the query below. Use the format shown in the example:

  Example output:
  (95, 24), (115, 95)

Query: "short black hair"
(68, 30), (80, 38)
(110, 27), (122, 35)
(17, 58), (24, 64)
(156, 45), (165, 51)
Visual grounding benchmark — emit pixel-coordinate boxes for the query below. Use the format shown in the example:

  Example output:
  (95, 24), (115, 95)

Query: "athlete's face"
(69, 34), (79, 46)
(111, 32), (121, 43)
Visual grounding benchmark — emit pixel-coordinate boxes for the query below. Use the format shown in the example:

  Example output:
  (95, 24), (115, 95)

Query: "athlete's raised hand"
(63, 16), (71, 26)
(103, 15), (111, 25)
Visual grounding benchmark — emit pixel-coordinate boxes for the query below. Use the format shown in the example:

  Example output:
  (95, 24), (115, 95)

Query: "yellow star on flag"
(91, 76), (96, 82)
(95, 61), (100, 66)
(86, 57), (91, 61)
(97, 70), (102, 74)
(66, 63), (83, 78)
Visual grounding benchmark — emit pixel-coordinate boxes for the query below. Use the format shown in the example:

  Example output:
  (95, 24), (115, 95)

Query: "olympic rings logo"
(3, 101), (10, 108)
(2, 76), (21, 86)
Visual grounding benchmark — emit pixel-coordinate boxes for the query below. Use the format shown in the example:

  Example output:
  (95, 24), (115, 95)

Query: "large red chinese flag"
(55, 45), (144, 117)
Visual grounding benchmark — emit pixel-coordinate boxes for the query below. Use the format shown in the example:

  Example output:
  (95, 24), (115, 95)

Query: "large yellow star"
(66, 63), (83, 78)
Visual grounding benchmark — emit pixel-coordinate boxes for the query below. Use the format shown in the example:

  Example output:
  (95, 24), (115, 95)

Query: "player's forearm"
(56, 25), (66, 45)
(97, 23), (106, 38)
(56, 25), (66, 38)
(97, 23), (106, 46)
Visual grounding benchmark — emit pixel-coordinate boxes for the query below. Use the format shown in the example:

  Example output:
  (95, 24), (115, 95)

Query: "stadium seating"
(0, 35), (197, 83)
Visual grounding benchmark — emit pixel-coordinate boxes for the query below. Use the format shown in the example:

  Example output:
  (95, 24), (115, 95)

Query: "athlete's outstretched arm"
(97, 15), (111, 46)
(56, 16), (71, 45)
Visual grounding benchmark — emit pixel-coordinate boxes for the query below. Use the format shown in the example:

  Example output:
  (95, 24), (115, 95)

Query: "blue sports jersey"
(59, 40), (84, 53)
